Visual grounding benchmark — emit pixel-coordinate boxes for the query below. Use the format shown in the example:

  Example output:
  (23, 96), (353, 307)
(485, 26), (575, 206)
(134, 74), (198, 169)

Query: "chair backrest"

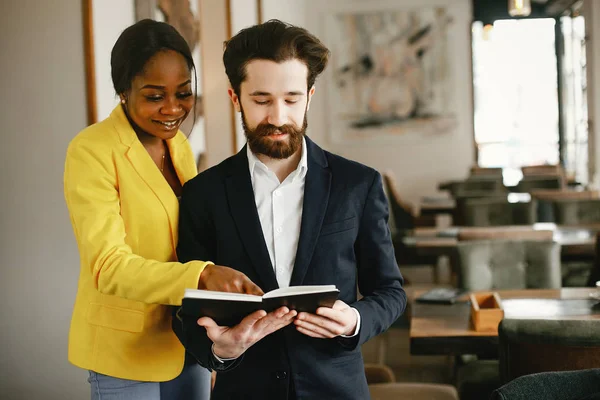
(531, 190), (600, 201)
(498, 319), (600, 383)
(456, 240), (561, 290)
(382, 171), (415, 231)
(531, 191), (600, 223)
(364, 363), (395, 385)
(459, 198), (536, 227)
(552, 199), (600, 225)
(587, 232), (600, 287)
(457, 227), (553, 242)
(491, 369), (600, 400)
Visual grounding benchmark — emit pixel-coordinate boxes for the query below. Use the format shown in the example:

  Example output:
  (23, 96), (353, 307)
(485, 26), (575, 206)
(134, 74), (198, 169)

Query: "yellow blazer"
(64, 105), (211, 381)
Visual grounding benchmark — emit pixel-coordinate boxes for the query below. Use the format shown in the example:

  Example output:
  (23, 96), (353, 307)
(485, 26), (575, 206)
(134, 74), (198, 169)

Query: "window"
(472, 19), (560, 186)
(560, 14), (588, 185)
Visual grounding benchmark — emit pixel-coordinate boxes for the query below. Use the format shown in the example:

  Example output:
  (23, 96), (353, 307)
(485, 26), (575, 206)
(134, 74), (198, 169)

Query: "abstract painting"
(325, 7), (456, 142)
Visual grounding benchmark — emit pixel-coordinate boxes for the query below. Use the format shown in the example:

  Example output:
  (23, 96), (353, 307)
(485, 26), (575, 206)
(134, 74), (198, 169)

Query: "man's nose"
(267, 102), (286, 127)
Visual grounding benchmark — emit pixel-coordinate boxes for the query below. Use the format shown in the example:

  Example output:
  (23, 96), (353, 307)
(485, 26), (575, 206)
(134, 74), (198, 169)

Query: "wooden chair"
(365, 364), (459, 400)
(382, 171), (436, 231)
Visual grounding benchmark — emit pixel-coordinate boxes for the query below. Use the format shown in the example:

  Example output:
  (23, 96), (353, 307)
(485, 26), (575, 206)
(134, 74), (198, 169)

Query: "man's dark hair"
(223, 19), (330, 96)
(111, 19), (195, 95)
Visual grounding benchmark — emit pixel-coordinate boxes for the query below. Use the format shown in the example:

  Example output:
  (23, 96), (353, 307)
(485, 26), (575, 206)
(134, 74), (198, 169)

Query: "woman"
(64, 19), (262, 399)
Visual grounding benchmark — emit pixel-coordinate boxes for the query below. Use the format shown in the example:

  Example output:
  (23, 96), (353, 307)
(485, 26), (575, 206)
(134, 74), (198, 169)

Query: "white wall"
(0, 1), (88, 398)
(92, 0), (135, 121)
(261, 0), (475, 203)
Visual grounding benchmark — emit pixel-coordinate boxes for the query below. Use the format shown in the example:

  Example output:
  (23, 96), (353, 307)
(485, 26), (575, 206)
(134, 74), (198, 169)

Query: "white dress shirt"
(247, 138), (308, 288)
(247, 138), (360, 336)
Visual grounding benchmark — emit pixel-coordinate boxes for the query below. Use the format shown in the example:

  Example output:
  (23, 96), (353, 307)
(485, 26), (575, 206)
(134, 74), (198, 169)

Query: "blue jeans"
(88, 363), (211, 400)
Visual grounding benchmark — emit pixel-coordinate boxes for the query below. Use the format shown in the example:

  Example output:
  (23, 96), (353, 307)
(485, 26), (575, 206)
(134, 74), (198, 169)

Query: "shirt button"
(276, 226), (283, 234)
(275, 371), (287, 380)
(274, 190), (282, 197)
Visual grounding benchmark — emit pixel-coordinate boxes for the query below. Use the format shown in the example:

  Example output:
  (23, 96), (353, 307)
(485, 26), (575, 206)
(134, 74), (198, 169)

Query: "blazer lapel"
(111, 106), (180, 250)
(290, 138), (331, 286)
(225, 149), (279, 292)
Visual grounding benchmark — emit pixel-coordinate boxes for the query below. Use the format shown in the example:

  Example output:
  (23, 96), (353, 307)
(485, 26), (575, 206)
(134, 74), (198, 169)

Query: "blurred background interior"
(3, 0), (600, 399)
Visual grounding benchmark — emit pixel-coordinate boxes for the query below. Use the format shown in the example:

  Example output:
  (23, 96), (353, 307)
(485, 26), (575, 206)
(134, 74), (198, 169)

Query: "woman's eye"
(178, 92), (193, 99)
(255, 100), (269, 105)
(146, 96), (163, 102)
(286, 100), (299, 104)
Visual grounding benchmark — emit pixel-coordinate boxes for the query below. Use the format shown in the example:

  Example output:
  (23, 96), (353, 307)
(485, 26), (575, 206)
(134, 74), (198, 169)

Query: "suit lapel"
(111, 106), (180, 250)
(226, 149), (279, 292)
(290, 138), (331, 286)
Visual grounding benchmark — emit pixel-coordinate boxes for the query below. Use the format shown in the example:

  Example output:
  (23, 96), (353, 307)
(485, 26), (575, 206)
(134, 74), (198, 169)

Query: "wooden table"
(410, 288), (600, 357)
(401, 224), (597, 258)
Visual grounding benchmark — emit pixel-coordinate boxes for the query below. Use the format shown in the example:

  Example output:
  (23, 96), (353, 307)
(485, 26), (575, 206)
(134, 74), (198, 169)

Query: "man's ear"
(228, 88), (241, 112)
(307, 85), (316, 111)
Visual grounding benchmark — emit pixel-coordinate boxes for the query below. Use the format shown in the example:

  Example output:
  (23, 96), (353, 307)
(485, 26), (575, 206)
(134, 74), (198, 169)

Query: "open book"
(180, 285), (340, 326)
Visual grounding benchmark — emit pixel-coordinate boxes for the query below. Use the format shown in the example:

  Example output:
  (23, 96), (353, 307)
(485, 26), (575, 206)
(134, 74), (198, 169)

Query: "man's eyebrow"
(249, 91), (305, 96)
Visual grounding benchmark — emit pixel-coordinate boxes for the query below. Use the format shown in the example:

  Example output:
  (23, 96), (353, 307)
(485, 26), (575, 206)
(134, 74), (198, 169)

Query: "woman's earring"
(121, 99), (126, 104)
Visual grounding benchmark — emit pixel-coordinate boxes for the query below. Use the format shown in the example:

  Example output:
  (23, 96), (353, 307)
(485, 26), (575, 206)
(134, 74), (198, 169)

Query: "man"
(174, 19), (406, 400)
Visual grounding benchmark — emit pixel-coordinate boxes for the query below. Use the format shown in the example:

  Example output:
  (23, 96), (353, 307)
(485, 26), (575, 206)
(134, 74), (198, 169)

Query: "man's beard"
(241, 107), (307, 160)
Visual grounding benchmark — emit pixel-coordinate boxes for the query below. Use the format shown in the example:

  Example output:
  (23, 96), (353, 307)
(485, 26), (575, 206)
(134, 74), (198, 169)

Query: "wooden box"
(470, 292), (504, 332)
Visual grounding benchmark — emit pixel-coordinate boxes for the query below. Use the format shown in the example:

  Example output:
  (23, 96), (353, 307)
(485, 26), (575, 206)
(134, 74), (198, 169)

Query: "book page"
(184, 289), (262, 302)
(263, 285), (338, 299)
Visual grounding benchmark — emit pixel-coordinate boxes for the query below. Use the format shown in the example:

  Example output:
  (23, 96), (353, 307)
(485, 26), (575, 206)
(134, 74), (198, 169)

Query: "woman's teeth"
(158, 120), (179, 128)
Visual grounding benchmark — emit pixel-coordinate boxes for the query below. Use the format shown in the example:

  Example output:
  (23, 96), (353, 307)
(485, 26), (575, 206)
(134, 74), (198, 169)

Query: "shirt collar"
(246, 136), (308, 181)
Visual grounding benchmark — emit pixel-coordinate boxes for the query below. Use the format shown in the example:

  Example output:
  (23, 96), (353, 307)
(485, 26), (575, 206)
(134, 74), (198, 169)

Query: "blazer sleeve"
(64, 137), (210, 305)
(172, 180), (243, 371)
(349, 171), (407, 348)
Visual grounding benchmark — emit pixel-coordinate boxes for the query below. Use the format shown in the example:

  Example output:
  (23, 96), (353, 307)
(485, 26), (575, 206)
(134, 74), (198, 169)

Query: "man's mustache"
(254, 123), (302, 136)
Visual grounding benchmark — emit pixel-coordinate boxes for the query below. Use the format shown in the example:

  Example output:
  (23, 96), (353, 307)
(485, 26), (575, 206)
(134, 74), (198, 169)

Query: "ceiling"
(473, 0), (581, 24)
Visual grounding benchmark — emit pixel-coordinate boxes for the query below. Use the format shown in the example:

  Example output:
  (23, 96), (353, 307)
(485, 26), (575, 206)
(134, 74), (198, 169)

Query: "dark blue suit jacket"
(174, 137), (406, 400)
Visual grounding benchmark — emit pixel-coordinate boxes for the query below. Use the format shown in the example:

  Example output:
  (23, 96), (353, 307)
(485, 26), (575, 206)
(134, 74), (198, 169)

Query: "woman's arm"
(64, 136), (208, 305)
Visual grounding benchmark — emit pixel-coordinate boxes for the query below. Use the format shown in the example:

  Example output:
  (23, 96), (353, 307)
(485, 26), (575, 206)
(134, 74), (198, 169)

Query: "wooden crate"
(470, 292), (504, 332)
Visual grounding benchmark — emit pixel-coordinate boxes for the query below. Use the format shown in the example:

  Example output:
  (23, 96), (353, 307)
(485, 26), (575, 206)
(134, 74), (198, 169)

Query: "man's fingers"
(197, 316), (217, 328)
(315, 306), (344, 321)
(254, 309), (296, 334)
(295, 324), (330, 338)
(331, 300), (348, 311)
(295, 318), (344, 337)
(239, 309), (268, 329)
(297, 312), (346, 332)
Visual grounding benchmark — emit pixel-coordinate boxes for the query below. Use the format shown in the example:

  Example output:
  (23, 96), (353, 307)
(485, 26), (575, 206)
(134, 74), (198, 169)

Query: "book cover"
(180, 285), (340, 326)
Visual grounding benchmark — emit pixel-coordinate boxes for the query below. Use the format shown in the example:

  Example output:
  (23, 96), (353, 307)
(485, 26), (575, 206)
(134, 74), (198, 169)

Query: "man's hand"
(294, 300), (358, 338)
(198, 306), (297, 359)
(198, 264), (263, 295)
